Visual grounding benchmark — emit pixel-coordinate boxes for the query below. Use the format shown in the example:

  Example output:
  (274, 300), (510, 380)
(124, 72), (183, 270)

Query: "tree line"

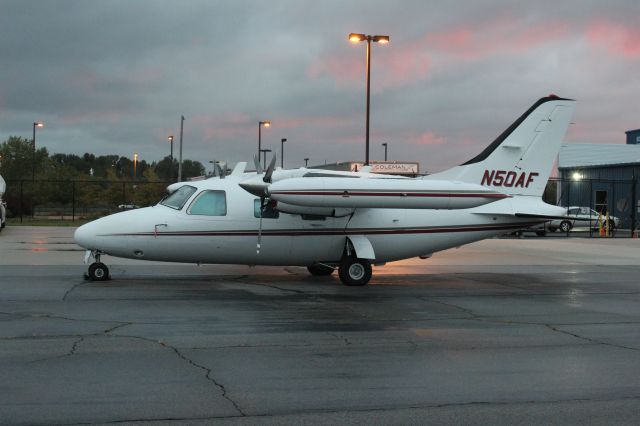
(0, 136), (205, 182)
(0, 136), (206, 218)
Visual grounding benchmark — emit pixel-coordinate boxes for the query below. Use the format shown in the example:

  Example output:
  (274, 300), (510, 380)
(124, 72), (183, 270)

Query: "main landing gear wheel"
(338, 257), (372, 286)
(87, 262), (109, 281)
(307, 264), (334, 276)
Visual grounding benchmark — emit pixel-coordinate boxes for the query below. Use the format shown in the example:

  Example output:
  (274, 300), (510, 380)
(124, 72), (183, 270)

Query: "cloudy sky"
(1, 0), (639, 173)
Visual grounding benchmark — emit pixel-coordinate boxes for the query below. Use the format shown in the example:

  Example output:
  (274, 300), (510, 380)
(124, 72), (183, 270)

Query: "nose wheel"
(84, 251), (110, 281)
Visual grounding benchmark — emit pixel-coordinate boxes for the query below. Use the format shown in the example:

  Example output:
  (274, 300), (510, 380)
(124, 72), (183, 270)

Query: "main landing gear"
(306, 257), (373, 286)
(84, 251), (110, 281)
(338, 256), (372, 286)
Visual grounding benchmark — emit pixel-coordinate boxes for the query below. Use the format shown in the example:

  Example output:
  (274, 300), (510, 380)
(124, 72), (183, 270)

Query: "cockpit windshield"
(160, 185), (197, 210)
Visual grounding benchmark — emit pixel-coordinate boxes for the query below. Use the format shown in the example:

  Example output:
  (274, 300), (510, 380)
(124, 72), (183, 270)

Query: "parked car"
(0, 174), (6, 231)
(548, 206), (620, 233)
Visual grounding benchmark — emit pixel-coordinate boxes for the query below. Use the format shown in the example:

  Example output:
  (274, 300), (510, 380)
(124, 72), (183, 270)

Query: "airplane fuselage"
(75, 175), (540, 267)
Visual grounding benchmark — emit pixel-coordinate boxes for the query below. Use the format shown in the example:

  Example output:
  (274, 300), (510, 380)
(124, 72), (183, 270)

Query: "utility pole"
(178, 115), (184, 182)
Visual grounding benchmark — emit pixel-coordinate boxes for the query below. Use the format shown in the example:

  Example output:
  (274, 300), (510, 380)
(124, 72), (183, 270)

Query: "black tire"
(560, 221), (572, 233)
(307, 264), (334, 276)
(338, 257), (372, 286)
(88, 262), (109, 281)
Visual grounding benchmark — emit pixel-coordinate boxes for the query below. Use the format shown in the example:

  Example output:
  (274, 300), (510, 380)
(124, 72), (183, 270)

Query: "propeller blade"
(254, 155), (263, 174)
(263, 154), (277, 183)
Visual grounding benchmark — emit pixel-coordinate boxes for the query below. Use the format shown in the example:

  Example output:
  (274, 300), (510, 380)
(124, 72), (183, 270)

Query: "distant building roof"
(558, 144), (640, 169)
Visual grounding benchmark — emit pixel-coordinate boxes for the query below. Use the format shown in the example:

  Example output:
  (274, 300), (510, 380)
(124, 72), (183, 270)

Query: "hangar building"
(557, 134), (640, 231)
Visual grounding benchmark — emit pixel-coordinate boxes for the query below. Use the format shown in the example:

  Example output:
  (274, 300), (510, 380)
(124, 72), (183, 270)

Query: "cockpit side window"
(160, 185), (197, 210)
(187, 190), (227, 216)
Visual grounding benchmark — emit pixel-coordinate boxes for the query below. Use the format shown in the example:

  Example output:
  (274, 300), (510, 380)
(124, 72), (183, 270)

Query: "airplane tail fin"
(427, 95), (576, 197)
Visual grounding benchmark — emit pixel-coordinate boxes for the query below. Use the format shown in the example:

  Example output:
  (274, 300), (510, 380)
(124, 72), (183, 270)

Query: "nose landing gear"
(84, 250), (110, 281)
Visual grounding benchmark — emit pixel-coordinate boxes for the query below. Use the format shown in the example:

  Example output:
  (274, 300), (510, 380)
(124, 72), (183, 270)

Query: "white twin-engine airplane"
(75, 95), (575, 286)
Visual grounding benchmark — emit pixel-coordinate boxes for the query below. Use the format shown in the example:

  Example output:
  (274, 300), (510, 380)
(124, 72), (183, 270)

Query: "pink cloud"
(307, 47), (431, 90)
(407, 131), (446, 146)
(587, 20), (640, 58)
(425, 18), (569, 60)
(308, 17), (569, 90)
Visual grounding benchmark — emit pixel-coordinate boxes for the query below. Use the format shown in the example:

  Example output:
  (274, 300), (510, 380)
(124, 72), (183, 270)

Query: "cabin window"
(160, 185), (197, 210)
(187, 190), (227, 216)
(254, 199), (279, 219)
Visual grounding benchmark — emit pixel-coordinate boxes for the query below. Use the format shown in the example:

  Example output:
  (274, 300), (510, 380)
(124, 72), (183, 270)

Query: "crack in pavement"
(429, 299), (480, 318)
(62, 280), (87, 301)
(26, 322), (132, 363)
(545, 324), (640, 352)
(121, 334), (246, 417)
(327, 332), (352, 346)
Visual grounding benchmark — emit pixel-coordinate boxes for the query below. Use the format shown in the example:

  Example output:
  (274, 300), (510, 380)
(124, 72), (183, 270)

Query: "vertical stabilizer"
(427, 96), (576, 197)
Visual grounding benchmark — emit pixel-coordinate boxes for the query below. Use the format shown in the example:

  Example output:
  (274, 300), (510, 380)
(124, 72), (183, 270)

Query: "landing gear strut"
(85, 251), (110, 281)
(338, 256), (372, 286)
(307, 263), (335, 276)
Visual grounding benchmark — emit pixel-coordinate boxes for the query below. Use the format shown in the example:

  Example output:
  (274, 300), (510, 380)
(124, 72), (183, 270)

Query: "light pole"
(178, 115), (185, 182)
(280, 138), (287, 168)
(32, 121), (44, 180)
(260, 149), (272, 169)
(304, 158), (309, 167)
(348, 33), (389, 166)
(258, 121), (271, 168)
(168, 135), (174, 181)
(133, 153), (138, 178)
(382, 142), (388, 161)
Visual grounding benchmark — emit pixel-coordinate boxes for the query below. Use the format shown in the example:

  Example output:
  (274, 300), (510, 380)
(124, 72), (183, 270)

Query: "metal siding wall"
(557, 165), (639, 230)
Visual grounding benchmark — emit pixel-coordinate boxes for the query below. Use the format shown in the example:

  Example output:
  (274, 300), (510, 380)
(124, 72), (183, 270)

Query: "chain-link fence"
(3, 179), (170, 223)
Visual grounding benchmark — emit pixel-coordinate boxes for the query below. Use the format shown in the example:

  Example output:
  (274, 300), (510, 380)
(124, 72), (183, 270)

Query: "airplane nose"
(74, 222), (97, 249)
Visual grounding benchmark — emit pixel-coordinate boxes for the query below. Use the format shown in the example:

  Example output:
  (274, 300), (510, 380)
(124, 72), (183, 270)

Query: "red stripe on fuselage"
(100, 222), (538, 238)
(270, 191), (509, 198)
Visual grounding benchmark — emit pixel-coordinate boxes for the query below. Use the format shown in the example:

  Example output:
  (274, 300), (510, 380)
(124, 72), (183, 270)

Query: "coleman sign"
(350, 162), (419, 175)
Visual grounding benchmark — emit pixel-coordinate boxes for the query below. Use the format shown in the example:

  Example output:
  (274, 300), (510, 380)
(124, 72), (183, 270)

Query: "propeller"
(253, 155), (263, 175)
(253, 154), (277, 254)
(263, 155), (277, 183)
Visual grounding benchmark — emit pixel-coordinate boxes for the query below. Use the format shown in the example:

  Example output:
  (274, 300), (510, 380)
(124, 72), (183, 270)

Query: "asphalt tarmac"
(1, 226), (640, 425)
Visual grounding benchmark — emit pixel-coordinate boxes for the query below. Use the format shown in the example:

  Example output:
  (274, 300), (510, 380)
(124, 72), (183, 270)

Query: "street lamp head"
(260, 121), (271, 128)
(382, 143), (387, 147)
(34, 121), (44, 128)
(372, 35), (390, 44)
(281, 138), (287, 143)
(349, 33), (366, 43)
(168, 135), (174, 142)
(134, 153), (138, 160)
